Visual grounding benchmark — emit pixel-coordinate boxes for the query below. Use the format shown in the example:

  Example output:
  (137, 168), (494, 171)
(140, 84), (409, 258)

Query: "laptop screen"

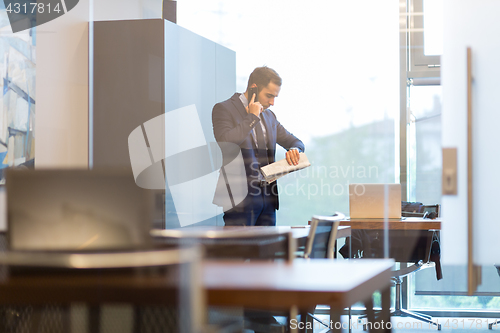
(6, 169), (153, 251)
(349, 183), (401, 219)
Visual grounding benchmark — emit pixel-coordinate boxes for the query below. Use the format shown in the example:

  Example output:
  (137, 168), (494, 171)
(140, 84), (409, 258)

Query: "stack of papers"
(260, 152), (311, 184)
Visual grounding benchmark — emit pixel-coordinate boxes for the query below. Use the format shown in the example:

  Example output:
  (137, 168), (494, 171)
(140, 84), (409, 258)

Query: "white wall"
(94, 0), (161, 21)
(36, 0), (161, 168)
(36, 0), (90, 168)
(442, 0), (500, 265)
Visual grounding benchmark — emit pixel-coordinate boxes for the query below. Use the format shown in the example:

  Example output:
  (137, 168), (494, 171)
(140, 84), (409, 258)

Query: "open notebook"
(260, 152), (311, 183)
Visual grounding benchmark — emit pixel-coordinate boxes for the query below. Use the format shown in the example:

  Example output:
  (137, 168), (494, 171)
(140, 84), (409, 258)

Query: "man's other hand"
(286, 149), (300, 166)
(246, 92), (263, 116)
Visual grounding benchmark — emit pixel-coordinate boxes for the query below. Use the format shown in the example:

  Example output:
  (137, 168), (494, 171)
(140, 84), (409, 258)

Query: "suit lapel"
(229, 93), (258, 149)
(261, 110), (275, 148)
(230, 93), (248, 119)
(228, 94), (276, 156)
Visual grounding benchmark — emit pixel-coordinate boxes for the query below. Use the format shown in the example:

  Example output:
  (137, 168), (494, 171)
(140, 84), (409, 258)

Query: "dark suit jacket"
(212, 93), (304, 211)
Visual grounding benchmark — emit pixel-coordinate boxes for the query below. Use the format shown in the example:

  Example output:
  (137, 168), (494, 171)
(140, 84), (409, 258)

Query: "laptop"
(349, 184), (401, 219)
(6, 169), (154, 252)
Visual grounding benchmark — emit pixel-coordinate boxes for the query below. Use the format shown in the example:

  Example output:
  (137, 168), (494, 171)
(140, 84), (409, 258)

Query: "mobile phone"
(248, 87), (259, 103)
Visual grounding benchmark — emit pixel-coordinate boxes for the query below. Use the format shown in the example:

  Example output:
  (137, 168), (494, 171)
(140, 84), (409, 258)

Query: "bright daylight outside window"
(423, 0), (443, 56)
(406, 84), (442, 205)
(178, 0), (400, 226)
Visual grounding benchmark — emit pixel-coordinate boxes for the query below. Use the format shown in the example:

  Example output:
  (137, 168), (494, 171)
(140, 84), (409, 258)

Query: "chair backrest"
(304, 213), (345, 259)
(154, 245), (206, 333)
(420, 204), (440, 217)
(402, 203), (440, 218)
(121, 245), (207, 333)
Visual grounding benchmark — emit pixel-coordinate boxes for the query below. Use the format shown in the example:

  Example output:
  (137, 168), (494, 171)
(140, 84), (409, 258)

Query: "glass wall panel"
(407, 0), (500, 316)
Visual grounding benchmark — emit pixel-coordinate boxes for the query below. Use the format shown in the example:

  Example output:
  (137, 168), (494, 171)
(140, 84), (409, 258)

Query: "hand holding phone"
(247, 87), (263, 116)
(248, 87), (259, 103)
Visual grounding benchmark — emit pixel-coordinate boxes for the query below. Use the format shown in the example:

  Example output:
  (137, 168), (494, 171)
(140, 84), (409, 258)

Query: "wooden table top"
(339, 217), (441, 230)
(0, 268), (181, 305)
(203, 258), (394, 310)
(0, 258), (392, 310)
(152, 225), (351, 241)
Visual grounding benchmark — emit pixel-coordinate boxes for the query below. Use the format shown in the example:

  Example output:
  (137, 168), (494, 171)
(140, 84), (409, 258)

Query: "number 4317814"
(6, 2), (62, 14)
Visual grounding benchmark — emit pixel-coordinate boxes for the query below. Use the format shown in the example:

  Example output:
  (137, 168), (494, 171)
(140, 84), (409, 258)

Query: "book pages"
(260, 152), (311, 183)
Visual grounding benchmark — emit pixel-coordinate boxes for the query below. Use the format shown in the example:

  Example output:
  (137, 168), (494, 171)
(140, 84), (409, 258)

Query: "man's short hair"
(247, 66), (282, 91)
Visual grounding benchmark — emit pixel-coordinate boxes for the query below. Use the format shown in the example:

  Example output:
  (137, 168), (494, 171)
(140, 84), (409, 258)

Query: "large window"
(178, 0), (400, 225)
(407, 0), (441, 77)
(406, 83), (442, 205)
(177, 0), (500, 317)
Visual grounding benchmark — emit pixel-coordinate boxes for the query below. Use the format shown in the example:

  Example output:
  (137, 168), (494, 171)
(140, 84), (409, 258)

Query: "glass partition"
(173, 0), (500, 328)
(406, 0), (500, 319)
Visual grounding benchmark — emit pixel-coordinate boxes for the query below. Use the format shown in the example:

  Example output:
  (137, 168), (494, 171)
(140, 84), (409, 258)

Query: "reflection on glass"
(406, 84), (498, 313)
(423, 0), (443, 56)
(410, 264), (500, 311)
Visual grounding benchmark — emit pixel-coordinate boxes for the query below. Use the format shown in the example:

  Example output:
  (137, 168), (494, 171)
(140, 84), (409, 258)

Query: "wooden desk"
(204, 259), (394, 333)
(0, 269), (180, 305)
(0, 250), (204, 333)
(338, 218), (440, 262)
(0, 258), (393, 333)
(339, 218), (442, 330)
(339, 217), (441, 230)
(152, 225), (351, 248)
(152, 226), (351, 261)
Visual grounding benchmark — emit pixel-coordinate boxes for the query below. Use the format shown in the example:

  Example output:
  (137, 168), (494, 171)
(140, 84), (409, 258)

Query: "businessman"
(212, 66), (305, 226)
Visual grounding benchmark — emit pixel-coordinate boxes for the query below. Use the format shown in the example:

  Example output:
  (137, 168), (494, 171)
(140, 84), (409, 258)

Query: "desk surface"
(203, 259), (394, 310)
(0, 269), (180, 305)
(152, 225), (351, 241)
(0, 259), (393, 311)
(152, 226), (351, 262)
(340, 217), (441, 230)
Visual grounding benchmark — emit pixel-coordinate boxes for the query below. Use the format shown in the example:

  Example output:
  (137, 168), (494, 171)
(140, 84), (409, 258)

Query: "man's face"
(258, 82), (280, 109)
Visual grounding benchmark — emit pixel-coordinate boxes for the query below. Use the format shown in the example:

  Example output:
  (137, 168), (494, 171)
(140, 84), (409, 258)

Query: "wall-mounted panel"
(94, 19), (164, 168)
(94, 19), (235, 228)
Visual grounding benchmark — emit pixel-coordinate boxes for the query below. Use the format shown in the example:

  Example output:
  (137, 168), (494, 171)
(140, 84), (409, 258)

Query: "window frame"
(407, 0), (441, 78)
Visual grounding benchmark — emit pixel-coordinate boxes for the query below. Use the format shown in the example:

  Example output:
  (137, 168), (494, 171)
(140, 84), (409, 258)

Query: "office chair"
(157, 231), (296, 333)
(228, 232), (295, 333)
(0, 245), (208, 333)
(401, 203), (440, 218)
(304, 213), (344, 259)
(300, 213), (345, 331)
(156, 230), (295, 262)
(380, 234), (441, 331)
(488, 266), (500, 329)
(359, 204), (442, 331)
